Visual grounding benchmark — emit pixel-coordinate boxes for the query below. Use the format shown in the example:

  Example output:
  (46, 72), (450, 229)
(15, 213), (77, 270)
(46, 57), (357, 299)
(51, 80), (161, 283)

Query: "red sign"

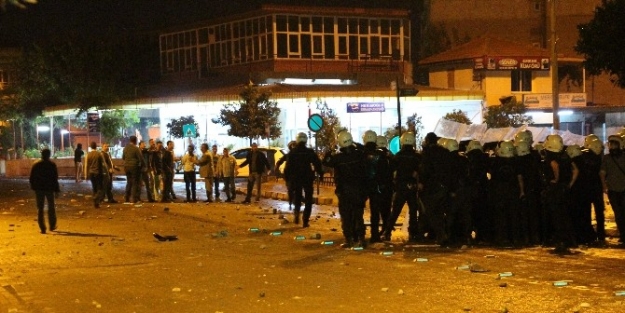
(474, 57), (550, 71)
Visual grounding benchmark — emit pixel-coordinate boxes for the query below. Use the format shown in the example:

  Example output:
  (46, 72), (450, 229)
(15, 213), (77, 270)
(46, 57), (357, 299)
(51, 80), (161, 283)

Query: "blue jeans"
(222, 176), (236, 200)
(35, 190), (56, 232)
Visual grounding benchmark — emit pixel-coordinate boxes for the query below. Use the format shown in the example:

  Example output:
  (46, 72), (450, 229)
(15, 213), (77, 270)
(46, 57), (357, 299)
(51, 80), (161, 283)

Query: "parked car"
(230, 146), (287, 177)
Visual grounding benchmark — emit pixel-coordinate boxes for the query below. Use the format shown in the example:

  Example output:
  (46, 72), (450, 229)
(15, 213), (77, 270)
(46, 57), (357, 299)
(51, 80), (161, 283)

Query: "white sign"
(523, 93), (587, 108)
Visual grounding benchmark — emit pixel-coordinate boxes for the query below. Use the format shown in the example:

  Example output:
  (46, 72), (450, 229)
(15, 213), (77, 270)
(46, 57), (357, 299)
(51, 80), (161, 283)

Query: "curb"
(234, 186), (336, 206)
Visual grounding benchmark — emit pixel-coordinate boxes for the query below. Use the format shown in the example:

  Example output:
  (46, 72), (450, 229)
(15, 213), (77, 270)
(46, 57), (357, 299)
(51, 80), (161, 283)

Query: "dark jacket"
(30, 159), (61, 192)
(240, 149), (270, 175)
(285, 143), (323, 183)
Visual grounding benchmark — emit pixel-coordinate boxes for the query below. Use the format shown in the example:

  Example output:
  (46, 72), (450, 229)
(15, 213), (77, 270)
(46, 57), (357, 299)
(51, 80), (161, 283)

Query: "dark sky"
(0, 0), (413, 47)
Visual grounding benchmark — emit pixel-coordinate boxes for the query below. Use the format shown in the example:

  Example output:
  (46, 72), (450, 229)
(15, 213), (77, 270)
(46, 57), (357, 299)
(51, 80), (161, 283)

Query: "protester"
(240, 142), (270, 204)
(102, 143), (119, 203)
(181, 144), (198, 202)
(211, 144), (221, 201)
(197, 143), (214, 203)
(122, 135), (143, 203)
(161, 140), (176, 202)
(217, 147), (238, 202)
(139, 141), (156, 202)
(74, 143), (84, 183)
(29, 148), (60, 234)
(86, 141), (106, 208)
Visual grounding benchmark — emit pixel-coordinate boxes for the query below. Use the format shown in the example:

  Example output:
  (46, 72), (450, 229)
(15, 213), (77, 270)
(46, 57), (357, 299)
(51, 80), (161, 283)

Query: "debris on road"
(153, 233), (179, 241)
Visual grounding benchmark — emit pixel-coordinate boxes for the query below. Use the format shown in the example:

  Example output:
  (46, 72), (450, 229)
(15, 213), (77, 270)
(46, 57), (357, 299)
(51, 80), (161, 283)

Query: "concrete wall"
(2, 158), (125, 178)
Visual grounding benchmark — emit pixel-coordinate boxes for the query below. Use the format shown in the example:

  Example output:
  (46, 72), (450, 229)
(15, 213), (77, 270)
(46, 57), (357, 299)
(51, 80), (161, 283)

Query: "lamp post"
(36, 125), (50, 149)
(61, 129), (69, 151)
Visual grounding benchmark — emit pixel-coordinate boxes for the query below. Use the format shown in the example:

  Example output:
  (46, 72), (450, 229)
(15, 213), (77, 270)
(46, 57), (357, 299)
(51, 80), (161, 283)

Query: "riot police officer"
(443, 138), (471, 246)
(381, 132), (421, 242)
(465, 140), (489, 243)
(488, 140), (524, 247)
(285, 133), (323, 227)
(361, 130), (393, 243)
(515, 139), (543, 245)
(543, 134), (577, 253)
(581, 136), (606, 244)
(323, 131), (368, 248)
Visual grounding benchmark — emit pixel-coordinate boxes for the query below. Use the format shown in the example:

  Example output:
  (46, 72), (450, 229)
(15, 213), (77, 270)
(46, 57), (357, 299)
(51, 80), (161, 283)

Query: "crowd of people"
(31, 129), (625, 252)
(318, 129), (624, 253)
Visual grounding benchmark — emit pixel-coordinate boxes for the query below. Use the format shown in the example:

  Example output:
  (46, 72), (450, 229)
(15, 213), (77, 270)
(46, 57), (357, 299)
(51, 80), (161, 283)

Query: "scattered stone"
(397, 289), (404, 295)
(79, 211), (86, 216)
(259, 292), (265, 297)
(463, 307), (472, 312)
(580, 303), (591, 308)
(172, 287), (181, 292)
(164, 207), (170, 212)
(381, 287), (389, 292)
(469, 264), (489, 273)
(499, 282), (508, 288)
(98, 242), (104, 246)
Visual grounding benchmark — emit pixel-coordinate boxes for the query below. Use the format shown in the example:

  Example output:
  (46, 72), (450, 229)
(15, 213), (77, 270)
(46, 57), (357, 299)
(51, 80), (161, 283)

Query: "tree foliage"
(576, 0), (625, 88)
(314, 99), (342, 153)
(384, 113), (425, 148)
(443, 109), (472, 125)
(217, 85), (281, 145)
(100, 110), (140, 143)
(483, 96), (533, 128)
(167, 116), (200, 139)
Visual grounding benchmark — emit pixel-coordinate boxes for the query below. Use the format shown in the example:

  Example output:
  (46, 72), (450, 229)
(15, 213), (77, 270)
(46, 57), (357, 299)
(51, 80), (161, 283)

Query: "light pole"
(61, 129), (69, 151)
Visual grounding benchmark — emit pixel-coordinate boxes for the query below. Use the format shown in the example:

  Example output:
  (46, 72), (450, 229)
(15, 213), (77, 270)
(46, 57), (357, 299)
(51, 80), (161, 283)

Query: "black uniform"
(447, 151), (471, 246)
(420, 143), (454, 245)
(488, 156), (523, 246)
(465, 149), (489, 243)
(543, 151), (576, 251)
(323, 145), (368, 248)
(383, 145), (421, 241)
(580, 149), (605, 242)
(363, 142), (393, 242)
(285, 143), (323, 227)
(516, 150), (543, 245)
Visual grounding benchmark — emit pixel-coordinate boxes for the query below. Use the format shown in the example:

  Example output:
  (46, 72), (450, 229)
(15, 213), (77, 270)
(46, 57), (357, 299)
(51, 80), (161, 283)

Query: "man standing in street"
(211, 145), (221, 201)
(217, 147), (238, 202)
(139, 141), (156, 202)
(198, 143), (214, 203)
(102, 143), (119, 203)
(29, 148), (60, 234)
(122, 135), (143, 203)
(285, 133), (323, 227)
(148, 138), (160, 201)
(600, 135), (625, 246)
(86, 141), (106, 208)
(161, 140), (176, 202)
(240, 143), (270, 204)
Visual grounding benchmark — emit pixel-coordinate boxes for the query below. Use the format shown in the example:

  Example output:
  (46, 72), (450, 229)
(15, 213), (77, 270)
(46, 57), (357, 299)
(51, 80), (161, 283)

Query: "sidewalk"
(172, 174), (338, 205)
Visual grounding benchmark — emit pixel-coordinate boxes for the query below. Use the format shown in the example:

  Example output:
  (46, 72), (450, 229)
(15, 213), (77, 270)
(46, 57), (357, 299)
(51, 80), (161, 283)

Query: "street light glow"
(36, 125), (50, 132)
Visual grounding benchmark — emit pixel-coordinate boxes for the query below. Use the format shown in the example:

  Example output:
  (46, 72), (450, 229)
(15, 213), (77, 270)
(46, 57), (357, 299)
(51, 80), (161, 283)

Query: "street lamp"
(61, 129), (69, 151)
(36, 125), (50, 149)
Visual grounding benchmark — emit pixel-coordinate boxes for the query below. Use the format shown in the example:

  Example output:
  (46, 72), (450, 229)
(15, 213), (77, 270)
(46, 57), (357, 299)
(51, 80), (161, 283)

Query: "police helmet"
(515, 140), (531, 156)
(584, 134), (600, 149)
(296, 132), (308, 144)
(544, 134), (564, 153)
(566, 144), (582, 158)
(362, 130), (377, 144)
(608, 134), (624, 149)
(437, 137), (448, 147)
(443, 139), (459, 152)
(466, 140), (483, 152)
(400, 132), (416, 146)
(287, 141), (297, 150)
(514, 130), (533, 145)
(586, 138), (603, 155)
(497, 141), (516, 158)
(337, 131), (354, 148)
(376, 136), (388, 149)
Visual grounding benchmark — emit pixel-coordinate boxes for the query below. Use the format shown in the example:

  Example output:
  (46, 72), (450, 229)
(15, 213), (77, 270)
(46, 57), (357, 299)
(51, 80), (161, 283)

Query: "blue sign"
(389, 136), (400, 155)
(346, 102), (385, 113)
(307, 114), (324, 132)
(182, 124), (196, 138)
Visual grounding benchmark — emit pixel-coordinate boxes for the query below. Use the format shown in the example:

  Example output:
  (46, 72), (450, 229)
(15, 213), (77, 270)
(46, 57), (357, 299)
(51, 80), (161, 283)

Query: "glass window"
(198, 28), (208, 44)
(348, 18), (358, 34)
(359, 19), (368, 34)
(288, 15), (299, 32)
(324, 34), (335, 59)
(338, 36), (347, 55)
(301, 17), (310, 32)
(246, 20), (254, 36)
(276, 15), (287, 32)
(324, 17), (334, 33)
(233, 23), (240, 38)
(511, 70), (532, 92)
(277, 33), (288, 57)
(260, 17), (266, 33)
(370, 19), (379, 34)
(312, 16), (323, 33)
(313, 35), (323, 54)
(337, 18), (347, 34)
(359, 37), (368, 55)
(302, 34), (311, 58)
(381, 20), (390, 35)
(349, 36), (358, 59)
(370, 36), (380, 57)
(289, 34), (299, 55)
(391, 20), (400, 35)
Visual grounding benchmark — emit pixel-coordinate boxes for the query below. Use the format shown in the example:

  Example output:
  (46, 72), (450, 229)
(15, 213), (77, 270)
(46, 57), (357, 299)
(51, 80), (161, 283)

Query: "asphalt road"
(1, 178), (625, 313)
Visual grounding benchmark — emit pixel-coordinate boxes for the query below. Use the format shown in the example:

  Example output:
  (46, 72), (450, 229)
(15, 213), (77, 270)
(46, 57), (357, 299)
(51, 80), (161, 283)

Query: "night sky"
(0, 0), (413, 47)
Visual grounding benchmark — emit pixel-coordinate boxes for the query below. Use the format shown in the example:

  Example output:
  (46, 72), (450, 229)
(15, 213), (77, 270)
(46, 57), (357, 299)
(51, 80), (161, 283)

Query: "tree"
(100, 110), (140, 144)
(217, 85), (281, 145)
(443, 109), (472, 125)
(167, 116), (200, 140)
(384, 113), (425, 149)
(576, 0), (625, 88)
(314, 98), (342, 153)
(483, 96), (533, 128)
